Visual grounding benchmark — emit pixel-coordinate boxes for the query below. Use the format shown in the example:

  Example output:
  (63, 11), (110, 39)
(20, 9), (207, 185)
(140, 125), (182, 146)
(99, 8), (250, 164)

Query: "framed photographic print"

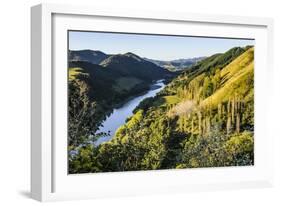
(31, 3), (274, 201)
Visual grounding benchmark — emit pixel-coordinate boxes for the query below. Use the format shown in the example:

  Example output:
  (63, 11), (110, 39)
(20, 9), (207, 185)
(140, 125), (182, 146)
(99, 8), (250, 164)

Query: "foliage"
(68, 46), (254, 173)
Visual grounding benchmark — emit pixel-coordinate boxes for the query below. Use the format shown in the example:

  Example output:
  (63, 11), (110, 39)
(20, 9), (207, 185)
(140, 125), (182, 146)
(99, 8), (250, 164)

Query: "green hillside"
(100, 52), (173, 81)
(69, 46), (254, 173)
(68, 53), (175, 148)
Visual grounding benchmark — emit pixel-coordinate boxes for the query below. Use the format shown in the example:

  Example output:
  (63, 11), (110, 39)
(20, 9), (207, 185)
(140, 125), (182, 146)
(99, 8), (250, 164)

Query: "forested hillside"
(69, 46), (254, 173)
(68, 52), (174, 147)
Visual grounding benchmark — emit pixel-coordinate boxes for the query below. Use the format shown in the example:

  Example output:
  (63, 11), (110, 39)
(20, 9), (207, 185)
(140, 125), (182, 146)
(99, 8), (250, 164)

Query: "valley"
(68, 46), (254, 174)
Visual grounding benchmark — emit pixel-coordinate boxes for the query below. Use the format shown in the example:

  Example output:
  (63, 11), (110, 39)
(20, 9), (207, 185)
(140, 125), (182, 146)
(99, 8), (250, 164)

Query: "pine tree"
(231, 97), (235, 124)
(197, 111), (202, 135)
(227, 98), (232, 134)
(236, 112), (240, 133)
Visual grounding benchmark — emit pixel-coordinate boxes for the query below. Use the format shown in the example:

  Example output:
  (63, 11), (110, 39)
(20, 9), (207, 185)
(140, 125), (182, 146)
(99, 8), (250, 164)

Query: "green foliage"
(68, 53), (177, 148)
(163, 95), (181, 105)
(113, 77), (143, 92)
(68, 80), (104, 147)
(69, 145), (101, 173)
(180, 130), (254, 168)
(201, 76), (214, 98)
(224, 131), (254, 165)
(68, 46), (255, 173)
(69, 67), (87, 80)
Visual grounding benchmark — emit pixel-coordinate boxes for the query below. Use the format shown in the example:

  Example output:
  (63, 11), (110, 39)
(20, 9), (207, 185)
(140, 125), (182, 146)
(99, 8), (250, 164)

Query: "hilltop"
(69, 50), (108, 64)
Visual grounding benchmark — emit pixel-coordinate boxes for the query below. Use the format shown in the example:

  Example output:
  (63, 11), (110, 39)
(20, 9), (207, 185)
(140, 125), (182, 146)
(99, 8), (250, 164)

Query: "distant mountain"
(69, 49), (205, 72)
(144, 57), (205, 71)
(100, 52), (173, 81)
(69, 50), (109, 64)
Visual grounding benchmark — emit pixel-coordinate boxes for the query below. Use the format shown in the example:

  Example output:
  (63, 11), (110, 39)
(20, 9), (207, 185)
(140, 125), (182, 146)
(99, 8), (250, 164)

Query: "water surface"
(95, 80), (165, 145)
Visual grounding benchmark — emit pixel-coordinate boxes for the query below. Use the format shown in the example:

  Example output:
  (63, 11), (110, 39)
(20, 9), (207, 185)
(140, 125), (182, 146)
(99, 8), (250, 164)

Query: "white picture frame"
(31, 3), (274, 202)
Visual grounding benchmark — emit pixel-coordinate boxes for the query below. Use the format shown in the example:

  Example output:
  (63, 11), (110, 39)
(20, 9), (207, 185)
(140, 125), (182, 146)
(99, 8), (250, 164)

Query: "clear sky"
(69, 31), (254, 61)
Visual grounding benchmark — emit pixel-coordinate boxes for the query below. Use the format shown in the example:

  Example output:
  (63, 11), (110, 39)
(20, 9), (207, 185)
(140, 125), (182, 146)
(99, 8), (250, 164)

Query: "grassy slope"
(110, 46), (254, 137)
(111, 46), (255, 138)
(69, 66), (144, 94)
(163, 95), (181, 105)
(69, 67), (88, 80)
(201, 47), (254, 108)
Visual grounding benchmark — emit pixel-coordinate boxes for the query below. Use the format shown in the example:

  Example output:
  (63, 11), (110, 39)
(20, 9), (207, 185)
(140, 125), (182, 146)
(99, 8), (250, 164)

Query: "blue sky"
(69, 31), (254, 61)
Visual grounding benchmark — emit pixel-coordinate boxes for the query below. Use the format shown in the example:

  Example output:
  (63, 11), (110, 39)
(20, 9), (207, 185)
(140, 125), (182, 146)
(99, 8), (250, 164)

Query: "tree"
(202, 76), (214, 98)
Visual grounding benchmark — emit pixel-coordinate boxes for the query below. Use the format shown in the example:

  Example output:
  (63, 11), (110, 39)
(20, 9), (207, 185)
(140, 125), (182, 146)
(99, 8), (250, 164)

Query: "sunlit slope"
(69, 67), (88, 81)
(201, 47), (254, 108)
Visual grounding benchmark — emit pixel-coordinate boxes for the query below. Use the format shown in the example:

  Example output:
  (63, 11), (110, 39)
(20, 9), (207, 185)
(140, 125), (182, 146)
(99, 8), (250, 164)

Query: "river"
(94, 79), (165, 145)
